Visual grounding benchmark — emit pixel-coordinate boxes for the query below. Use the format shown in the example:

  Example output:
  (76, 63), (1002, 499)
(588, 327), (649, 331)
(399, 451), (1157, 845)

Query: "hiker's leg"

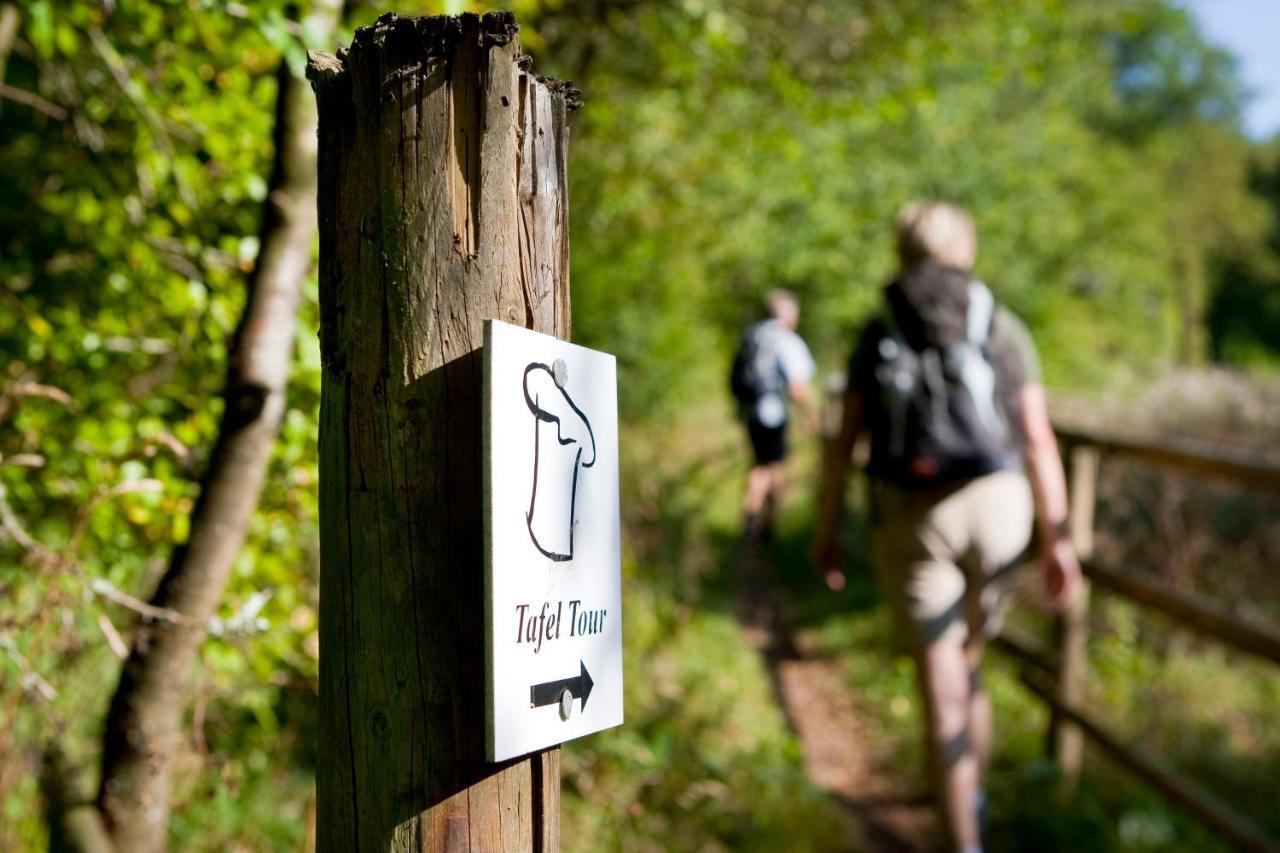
(917, 634), (982, 850)
(743, 464), (773, 515)
(969, 641), (993, 840)
(966, 642), (992, 846)
(875, 484), (981, 847)
(750, 461), (786, 540)
(966, 643), (992, 774)
(766, 461), (786, 509)
(743, 418), (784, 532)
(965, 472), (1035, 785)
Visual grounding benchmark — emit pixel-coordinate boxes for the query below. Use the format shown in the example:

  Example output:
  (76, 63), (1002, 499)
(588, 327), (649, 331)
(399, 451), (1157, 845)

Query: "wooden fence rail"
(998, 422), (1280, 850)
(1083, 560), (1280, 664)
(1055, 425), (1280, 492)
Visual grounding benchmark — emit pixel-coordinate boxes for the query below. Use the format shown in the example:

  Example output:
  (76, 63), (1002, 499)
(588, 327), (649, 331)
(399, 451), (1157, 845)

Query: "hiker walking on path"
(731, 289), (818, 543)
(813, 201), (1081, 852)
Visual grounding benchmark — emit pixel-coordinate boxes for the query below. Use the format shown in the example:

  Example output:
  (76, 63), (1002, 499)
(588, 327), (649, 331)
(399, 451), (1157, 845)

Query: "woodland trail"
(735, 544), (939, 852)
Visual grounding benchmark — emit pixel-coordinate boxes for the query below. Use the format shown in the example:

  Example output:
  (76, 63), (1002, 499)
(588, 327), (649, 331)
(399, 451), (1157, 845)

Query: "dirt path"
(736, 546), (938, 852)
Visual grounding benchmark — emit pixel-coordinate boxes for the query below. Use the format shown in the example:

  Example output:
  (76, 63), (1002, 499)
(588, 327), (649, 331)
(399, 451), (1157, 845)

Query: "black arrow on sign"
(530, 660), (594, 711)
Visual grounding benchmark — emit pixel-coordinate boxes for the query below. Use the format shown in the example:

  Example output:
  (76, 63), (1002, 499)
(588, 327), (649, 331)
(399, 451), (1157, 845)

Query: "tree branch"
(0, 3), (18, 117)
(0, 81), (67, 119)
(88, 578), (188, 626)
(92, 3), (344, 849)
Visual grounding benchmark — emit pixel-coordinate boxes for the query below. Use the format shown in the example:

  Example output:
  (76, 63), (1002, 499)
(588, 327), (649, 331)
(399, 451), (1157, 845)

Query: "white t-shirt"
(753, 321), (814, 428)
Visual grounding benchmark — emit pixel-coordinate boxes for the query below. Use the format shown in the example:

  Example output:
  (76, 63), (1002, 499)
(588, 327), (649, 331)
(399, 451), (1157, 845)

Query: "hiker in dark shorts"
(731, 289), (817, 542)
(813, 202), (1081, 852)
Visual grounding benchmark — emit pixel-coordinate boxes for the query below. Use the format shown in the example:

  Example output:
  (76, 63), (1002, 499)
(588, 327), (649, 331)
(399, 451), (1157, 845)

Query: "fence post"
(310, 13), (576, 850)
(1050, 444), (1098, 783)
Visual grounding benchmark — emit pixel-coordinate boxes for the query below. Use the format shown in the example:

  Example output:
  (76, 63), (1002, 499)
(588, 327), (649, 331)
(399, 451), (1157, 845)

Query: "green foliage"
(528, 0), (1277, 412)
(0, 1), (336, 847)
(1, 0), (1278, 849)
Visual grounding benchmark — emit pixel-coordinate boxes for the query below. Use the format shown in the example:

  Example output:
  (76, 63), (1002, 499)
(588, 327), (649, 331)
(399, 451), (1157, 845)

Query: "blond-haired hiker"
(814, 201), (1081, 852)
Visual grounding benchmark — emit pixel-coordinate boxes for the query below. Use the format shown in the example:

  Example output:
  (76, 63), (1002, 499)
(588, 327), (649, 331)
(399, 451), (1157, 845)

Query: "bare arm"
(812, 387), (864, 589)
(789, 378), (819, 433)
(1018, 383), (1081, 610)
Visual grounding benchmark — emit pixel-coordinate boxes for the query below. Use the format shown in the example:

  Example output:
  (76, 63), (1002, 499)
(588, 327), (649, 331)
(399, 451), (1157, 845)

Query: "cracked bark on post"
(309, 12), (578, 851)
(92, 3), (343, 849)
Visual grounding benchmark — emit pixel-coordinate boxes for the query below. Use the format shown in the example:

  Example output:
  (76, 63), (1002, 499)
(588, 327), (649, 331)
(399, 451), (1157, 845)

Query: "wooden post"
(309, 13), (578, 851)
(1050, 444), (1098, 783)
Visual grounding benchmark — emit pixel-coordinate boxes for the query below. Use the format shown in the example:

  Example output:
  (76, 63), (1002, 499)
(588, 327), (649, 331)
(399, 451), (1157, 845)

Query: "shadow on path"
(735, 542), (939, 852)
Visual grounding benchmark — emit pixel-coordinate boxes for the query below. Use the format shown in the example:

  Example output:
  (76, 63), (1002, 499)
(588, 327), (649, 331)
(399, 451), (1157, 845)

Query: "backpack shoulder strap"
(965, 280), (995, 345)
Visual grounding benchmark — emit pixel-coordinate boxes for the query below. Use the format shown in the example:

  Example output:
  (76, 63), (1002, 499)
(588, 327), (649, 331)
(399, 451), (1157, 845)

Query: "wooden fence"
(995, 425), (1280, 853)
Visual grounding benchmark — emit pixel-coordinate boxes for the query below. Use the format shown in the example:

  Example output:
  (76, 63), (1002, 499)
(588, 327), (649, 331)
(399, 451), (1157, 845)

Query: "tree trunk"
(43, 746), (114, 853)
(309, 13), (578, 851)
(0, 4), (19, 104)
(94, 4), (342, 848)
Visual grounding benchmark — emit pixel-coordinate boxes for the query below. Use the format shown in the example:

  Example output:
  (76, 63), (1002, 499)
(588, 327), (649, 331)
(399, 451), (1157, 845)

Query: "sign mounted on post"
(483, 320), (623, 762)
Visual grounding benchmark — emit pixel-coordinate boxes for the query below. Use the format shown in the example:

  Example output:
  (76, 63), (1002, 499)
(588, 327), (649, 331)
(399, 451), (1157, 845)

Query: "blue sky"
(1182, 0), (1280, 139)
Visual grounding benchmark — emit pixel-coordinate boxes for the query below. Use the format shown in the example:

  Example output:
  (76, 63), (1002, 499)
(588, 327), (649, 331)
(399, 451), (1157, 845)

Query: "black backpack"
(869, 264), (1017, 483)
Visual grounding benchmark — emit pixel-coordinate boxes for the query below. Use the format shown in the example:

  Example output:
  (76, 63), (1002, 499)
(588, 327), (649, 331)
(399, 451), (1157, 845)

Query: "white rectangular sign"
(483, 319), (623, 762)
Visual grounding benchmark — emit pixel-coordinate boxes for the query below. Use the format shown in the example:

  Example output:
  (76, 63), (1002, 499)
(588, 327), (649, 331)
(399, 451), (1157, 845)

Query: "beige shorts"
(871, 470), (1033, 649)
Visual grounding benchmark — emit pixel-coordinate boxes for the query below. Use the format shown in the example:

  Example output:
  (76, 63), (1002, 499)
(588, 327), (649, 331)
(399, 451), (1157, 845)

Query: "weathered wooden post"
(1050, 444), (1098, 784)
(309, 13), (579, 850)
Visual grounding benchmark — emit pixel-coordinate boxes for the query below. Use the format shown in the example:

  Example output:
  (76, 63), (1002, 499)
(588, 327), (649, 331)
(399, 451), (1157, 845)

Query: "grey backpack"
(730, 321), (787, 422)
(873, 270), (1016, 482)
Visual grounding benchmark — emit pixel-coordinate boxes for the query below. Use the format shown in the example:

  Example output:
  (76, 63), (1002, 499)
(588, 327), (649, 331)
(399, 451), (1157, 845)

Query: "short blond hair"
(894, 201), (977, 272)
(764, 288), (799, 324)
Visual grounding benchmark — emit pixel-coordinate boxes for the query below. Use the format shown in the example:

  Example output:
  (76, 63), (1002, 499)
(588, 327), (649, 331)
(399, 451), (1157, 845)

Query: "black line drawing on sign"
(524, 361), (596, 561)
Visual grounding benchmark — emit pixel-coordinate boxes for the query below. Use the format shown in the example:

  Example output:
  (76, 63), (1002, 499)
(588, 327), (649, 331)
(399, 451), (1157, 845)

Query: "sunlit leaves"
(531, 0), (1269, 413)
(0, 1), (341, 847)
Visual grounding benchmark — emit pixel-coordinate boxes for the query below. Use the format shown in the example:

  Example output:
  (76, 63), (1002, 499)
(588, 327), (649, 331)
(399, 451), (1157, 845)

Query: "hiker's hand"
(1042, 538), (1081, 612)
(811, 537), (845, 591)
